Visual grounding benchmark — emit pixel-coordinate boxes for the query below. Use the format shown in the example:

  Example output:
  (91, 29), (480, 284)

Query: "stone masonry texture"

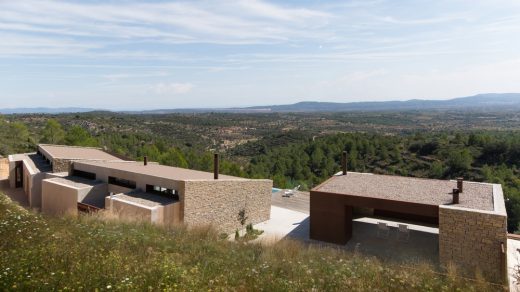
(183, 179), (272, 234)
(439, 205), (507, 283)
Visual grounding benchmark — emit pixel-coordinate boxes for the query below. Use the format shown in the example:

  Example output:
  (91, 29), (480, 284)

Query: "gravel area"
(315, 172), (494, 211)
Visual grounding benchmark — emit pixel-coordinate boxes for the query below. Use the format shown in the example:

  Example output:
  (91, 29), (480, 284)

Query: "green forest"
(1, 115), (519, 232)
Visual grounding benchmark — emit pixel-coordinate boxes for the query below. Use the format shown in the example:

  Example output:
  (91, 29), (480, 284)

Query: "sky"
(1, 0), (520, 110)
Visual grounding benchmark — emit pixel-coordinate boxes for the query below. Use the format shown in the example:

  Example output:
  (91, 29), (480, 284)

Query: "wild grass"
(0, 193), (500, 291)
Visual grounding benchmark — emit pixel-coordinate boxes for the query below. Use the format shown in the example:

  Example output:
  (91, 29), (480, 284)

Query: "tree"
(41, 119), (65, 144)
(64, 125), (98, 147)
(9, 122), (29, 142)
(446, 149), (473, 175)
(160, 148), (188, 168)
(429, 161), (445, 178)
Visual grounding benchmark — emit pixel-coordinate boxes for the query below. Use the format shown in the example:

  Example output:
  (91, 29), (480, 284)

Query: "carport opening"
(347, 205), (440, 265)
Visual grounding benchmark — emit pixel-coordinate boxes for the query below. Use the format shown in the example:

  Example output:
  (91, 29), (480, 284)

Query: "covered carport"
(309, 169), (507, 284)
(310, 189), (439, 245)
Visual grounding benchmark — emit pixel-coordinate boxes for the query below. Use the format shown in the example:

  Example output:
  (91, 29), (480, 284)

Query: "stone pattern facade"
(183, 179), (272, 234)
(439, 184), (507, 283)
(52, 158), (72, 173)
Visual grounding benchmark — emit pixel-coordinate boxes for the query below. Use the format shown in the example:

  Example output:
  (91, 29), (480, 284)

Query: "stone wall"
(183, 179), (272, 234)
(52, 158), (72, 173)
(439, 184), (507, 283)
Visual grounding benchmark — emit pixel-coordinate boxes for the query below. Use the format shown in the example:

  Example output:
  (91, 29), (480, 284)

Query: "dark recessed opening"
(146, 184), (179, 201)
(108, 176), (136, 189)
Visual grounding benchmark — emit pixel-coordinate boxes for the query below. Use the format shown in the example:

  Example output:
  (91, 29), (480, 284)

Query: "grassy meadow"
(0, 193), (500, 291)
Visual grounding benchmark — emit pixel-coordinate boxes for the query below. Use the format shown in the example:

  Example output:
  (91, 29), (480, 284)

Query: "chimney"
(452, 188), (460, 204)
(457, 177), (463, 193)
(144, 156), (148, 166)
(214, 153), (219, 180)
(341, 151), (347, 175)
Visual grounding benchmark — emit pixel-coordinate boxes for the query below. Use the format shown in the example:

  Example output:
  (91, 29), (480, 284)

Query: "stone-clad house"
(8, 144), (272, 233)
(310, 166), (507, 283)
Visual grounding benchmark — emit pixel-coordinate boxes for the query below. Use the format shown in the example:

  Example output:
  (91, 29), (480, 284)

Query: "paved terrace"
(314, 172), (494, 211)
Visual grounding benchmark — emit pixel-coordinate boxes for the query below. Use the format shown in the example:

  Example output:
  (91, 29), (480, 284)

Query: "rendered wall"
(41, 179), (79, 216)
(105, 196), (153, 222)
(77, 183), (108, 207)
(183, 179), (272, 234)
(104, 196), (181, 226)
(8, 158), (15, 188)
(0, 158), (8, 179)
(28, 172), (46, 209)
(439, 184), (507, 283)
(162, 201), (182, 226)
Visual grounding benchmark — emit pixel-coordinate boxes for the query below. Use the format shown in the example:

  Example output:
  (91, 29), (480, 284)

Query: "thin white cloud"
(151, 82), (194, 95)
(0, 0), (330, 51)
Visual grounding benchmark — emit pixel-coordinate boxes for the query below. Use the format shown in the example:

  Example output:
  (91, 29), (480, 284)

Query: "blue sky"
(1, 0), (520, 110)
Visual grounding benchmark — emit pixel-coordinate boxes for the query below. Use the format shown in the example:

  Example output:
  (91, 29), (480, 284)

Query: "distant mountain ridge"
(0, 107), (99, 114)
(1, 93), (520, 114)
(243, 93), (520, 112)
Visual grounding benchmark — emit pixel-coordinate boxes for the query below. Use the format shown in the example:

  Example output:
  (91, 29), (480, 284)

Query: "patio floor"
(255, 206), (439, 266)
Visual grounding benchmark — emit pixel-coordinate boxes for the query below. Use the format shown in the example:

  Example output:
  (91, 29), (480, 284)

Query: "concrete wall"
(105, 196), (153, 222)
(41, 178), (108, 215)
(183, 179), (272, 234)
(0, 158), (8, 179)
(77, 183), (108, 207)
(28, 172), (46, 209)
(439, 184), (507, 283)
(163, 201), (182, 226)
(41, 179), (79, 216)
(105, 195), (182, 226)
(8, 157), (16, 188)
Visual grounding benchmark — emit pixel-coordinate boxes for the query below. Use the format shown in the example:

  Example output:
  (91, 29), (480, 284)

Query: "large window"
(146, 184), (179, 201)
(108, 176), (136, 189)
(72, 169), (96, 180)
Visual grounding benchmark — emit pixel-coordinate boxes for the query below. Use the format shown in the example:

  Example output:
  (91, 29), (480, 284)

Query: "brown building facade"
(310, 172), (507, 283)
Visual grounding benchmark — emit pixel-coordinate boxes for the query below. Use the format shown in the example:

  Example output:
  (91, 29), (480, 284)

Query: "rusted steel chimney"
(452, 188), (460, 204)
(214, 153), (219, 180)
(457, 177), (463, 193)
(144, 156), (148, 166)
(342, 151), (347, 175)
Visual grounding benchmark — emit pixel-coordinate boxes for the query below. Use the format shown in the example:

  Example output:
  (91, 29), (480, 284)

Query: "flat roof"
(10, 153), (52, 173)
(46, 176), (105, 189)
(39, 144), (121, 161)
(75, 160), (246, 181)
(313, 172), (494, 211)
(111, 192), (176, 207)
